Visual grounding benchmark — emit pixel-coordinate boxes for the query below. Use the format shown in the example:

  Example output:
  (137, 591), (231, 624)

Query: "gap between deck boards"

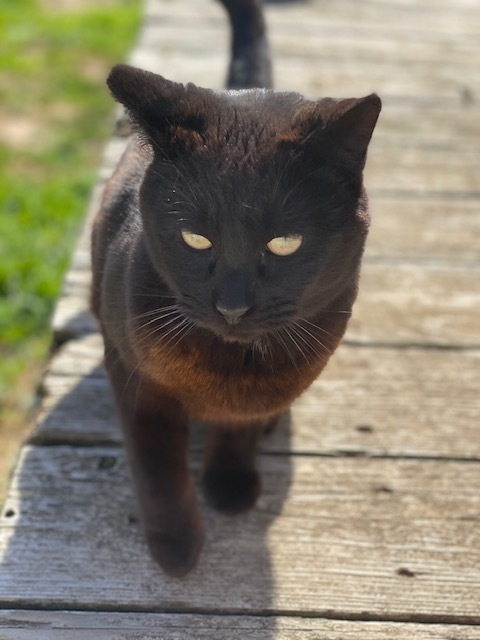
(25, 437), (480, 466)
(1, 601), (480, 627)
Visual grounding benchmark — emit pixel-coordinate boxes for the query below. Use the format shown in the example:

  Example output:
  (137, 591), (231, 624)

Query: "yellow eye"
(266, 234), (303, 256)
(181, 230), (212, 250)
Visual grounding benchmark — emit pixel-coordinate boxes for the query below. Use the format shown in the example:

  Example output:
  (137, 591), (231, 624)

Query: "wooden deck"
(1, 0), (480, 636)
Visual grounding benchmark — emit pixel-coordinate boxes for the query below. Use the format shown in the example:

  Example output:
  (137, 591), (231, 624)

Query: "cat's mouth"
(181, 308), (266, 345)
(208, 319), (265, 345)
(218, 327), (262, 345)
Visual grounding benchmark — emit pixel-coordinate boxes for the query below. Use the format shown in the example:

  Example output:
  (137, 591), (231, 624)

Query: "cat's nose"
(215, 303), (251, 326)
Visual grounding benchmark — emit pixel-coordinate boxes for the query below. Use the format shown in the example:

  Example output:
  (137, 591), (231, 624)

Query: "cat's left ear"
(296, 94), (382, 170)
(106, 64), (216, 150)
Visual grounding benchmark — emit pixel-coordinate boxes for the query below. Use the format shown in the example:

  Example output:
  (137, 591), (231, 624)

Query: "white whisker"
(299, 316), (340, 341)
(164, 320), (196, 353)
(274, 329), (300, 371)
(283, 326), (310, 364)
(106, 307), (184, 371)
(292, 320), (334, 355)
(289, 323), (323, 360)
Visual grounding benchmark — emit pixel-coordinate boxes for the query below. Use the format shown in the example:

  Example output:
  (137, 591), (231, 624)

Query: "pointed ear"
(106, 65), (214, 149)
(326, 94), (381, 166)
(296, 94), (382, 170)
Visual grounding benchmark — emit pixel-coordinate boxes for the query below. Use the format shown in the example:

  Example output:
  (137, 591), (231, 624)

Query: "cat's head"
(107, 65), (381, 345)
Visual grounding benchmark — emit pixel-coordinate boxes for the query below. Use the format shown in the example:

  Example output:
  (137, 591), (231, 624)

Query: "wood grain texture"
(146, 0), (480, 37)
(57, 192), (480, 268)
(1, 610), (480, 640)
(1, 446), (479, 622)
(50, 259), (480, 346)
(365, 144), (480, 194)
(137, 0), (480, 102)
(351, 263), (480, 346)
(51, 136), (128, 342)
(33, 334), (480, 461)
(366, 197), (480, 262)
(137, 23), (480, 82)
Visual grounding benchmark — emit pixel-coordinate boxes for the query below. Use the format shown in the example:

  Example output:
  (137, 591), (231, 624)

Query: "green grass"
(0, 0), (141, 439)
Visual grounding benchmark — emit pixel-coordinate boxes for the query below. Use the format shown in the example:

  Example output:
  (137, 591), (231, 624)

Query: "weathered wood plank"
(352, 263), (480, 346)
(51, 258), (480, 346)
(51, 300), (97, 342)
(59, 196), (480, 269)
(127, 6), (480, 144)
(53, 196), (480, 332)
(287, 343), (480, 458)
(135, 0), (480, 102)
(1, 446), (479, 621)
(1, 610), (480, 640)
(139, 21), (480, 68)
(128, 49), (479, 104)
(50, 137), (129, 341)
(33, 335), (480, 459)
(135, 36), (479, 116)
(146, 0), (480, 37)
(374, 107), (480, 147)
(365, 144), (480, 194)
(367, 197), (480, 262)
(58, 192), (480, 272)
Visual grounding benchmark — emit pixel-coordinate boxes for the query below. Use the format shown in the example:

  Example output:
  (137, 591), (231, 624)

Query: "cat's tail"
(218, 0), (272, 90)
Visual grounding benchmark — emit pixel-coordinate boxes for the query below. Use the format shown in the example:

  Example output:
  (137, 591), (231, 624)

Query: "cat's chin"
(219, 333), (259, 345)
(207, 323), (265, 346)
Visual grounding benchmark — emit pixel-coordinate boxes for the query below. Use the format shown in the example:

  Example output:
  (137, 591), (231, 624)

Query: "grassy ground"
(0, 0), (141, 498)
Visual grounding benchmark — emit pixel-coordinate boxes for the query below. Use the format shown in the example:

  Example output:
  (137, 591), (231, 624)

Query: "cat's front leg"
(121, 399), (205, 577)
(106, 353), (204, 577)
(202, 417), (278, 514)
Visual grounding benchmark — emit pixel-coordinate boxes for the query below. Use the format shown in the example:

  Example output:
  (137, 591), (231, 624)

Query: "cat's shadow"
(1, 354), (292, 630)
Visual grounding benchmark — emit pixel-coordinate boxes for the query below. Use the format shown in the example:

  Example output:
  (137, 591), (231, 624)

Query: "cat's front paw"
(202, 466), (260, 514)
(145, 522), (205, 578)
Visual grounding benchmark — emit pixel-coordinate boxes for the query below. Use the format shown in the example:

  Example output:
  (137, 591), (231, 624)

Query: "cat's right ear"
(292, 94), (382, 172)
(107, 65), (213, 150)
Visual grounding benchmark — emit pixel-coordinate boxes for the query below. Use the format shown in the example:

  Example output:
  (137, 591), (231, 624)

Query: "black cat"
(91, 0), (381, 576)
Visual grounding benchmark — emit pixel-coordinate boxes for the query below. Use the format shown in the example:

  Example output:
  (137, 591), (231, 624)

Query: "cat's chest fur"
(123, 319), (335, 422)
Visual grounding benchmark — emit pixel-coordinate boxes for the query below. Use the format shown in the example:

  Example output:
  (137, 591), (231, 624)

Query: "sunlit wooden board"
(33, 335), (480, 460)
(1, 610), (480, 640)
(1, 446), (479, 622)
